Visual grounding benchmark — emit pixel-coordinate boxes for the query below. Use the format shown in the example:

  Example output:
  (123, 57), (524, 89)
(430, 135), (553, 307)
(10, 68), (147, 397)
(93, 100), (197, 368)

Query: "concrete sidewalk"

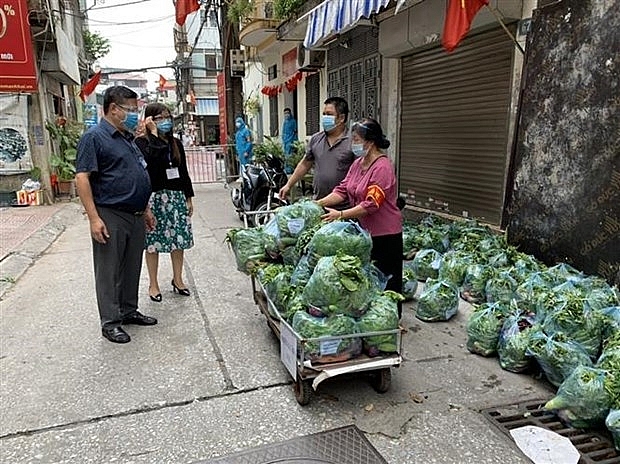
(0, 183), (552, 463)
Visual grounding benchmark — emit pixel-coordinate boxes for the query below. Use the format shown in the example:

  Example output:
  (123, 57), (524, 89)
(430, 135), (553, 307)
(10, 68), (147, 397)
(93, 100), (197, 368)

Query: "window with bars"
(305, 72), (320, 134)
(269, 96), (279, 136)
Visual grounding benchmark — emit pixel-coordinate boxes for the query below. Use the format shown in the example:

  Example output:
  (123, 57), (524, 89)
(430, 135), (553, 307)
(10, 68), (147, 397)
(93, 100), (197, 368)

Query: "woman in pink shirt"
(317, 118), (403, 316)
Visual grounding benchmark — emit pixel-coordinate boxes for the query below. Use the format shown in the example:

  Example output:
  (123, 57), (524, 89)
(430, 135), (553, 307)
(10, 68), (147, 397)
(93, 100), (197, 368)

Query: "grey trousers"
(92, 206), (146, 328)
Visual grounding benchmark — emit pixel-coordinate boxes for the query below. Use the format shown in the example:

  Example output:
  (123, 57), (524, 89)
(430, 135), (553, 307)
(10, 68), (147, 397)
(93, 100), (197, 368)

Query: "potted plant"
(46, 117), (84, 196)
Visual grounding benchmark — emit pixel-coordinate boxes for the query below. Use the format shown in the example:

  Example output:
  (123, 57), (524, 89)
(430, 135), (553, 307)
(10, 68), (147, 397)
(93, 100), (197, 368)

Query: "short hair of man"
(103, 86), (138, 114)
(284, 108), (292, 114)
(324, 97), (349, 122)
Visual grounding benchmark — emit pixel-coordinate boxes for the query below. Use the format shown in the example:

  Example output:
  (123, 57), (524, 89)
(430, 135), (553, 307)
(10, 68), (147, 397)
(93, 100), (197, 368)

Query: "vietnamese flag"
(79, 71), (101, 102)
(158, 74), (167, 90)
(175, 0), (200, 26)
(441, 0), (489, 52)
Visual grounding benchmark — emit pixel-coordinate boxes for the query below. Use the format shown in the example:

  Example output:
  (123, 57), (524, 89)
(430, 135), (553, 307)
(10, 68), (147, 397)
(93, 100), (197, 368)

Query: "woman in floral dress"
(135, 103), (194, 301)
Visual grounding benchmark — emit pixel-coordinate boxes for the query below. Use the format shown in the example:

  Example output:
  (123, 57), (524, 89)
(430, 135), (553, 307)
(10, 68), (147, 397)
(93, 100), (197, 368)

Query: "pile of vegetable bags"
(227, 200), (402, 363)
(404, 216), (620, 445)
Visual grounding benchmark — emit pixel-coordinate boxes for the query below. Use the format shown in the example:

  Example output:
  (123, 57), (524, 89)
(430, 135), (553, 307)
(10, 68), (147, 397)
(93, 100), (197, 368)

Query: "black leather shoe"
(102, 326), (131, 343)
(149, 293), (162, 302)
(172, 280), (190, 296)
(123, 311), (158, 326)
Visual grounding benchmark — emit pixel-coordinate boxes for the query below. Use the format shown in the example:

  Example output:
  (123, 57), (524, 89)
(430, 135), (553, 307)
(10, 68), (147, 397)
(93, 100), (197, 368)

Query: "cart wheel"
(294, 378), (313, 406)
(370, 368), (391, 393)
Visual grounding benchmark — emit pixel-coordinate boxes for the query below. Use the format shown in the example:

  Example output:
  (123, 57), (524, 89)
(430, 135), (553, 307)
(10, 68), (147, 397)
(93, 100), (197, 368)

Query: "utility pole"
(219, 0), (243, 145)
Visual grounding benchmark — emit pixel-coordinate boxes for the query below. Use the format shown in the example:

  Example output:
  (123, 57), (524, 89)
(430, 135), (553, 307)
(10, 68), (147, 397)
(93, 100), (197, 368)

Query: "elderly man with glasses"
(76, 86), (158, 344)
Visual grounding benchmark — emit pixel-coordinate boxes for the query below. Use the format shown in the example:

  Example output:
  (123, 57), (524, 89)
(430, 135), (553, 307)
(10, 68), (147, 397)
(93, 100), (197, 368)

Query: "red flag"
(158, 74), (167, 90)
(441, 0), (488, 52)
(79, 71), (101, 102)
(175, 0), (200, 26)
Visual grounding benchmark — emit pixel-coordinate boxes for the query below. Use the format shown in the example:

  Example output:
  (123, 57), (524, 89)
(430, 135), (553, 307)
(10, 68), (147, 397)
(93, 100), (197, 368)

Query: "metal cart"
(251, 277), (405, 405)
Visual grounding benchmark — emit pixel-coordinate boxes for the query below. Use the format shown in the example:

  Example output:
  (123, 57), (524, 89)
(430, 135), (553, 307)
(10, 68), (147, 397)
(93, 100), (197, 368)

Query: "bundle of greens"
(415, 279), (459, 322)
(461, 263), (493, 303)
(485, 270), (518, 304)
(606, 410), (620, 451)
(306, 221), (372, 269)
(599, 307), (620, 341)
(510, 253), (544, 282)
(275, 199), (324, 239)
(225, 227), (269, 274)
(291, 255), (312, 287)
(497, 311), (537, 373)
(301, 254), (374, 317)
(526, 330), (593, 387)
(542, 289), (605, 359)
(282, 291), (305, 323)
(515, 273), (551, 312)
(411, 249), (443, 281)
(358, 291), (402, 356)
(544, 366), (612, 429)
(294, 221), (323, 257)
(597, 348), (620, 376)
(438, 249), (472, 287)
(402, 261), (418, 301)
(466, 302), (510, 357)
(259, 264), (295, 312)
(541, 263), (584, 286)
(292, 311), (361, 362)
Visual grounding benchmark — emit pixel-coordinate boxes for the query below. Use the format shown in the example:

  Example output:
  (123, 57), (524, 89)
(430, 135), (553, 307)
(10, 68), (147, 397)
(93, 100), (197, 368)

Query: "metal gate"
(185, 145), (233, 184)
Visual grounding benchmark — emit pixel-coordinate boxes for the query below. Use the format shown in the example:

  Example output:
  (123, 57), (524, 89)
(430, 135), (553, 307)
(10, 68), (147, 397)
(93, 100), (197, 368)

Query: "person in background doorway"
(135, 103), (195, 303)
(316, 118), (403, 317)
(281, 108), (298, 173)
(75, 85), (157, 344)
(278, 97), (353, 203)
(234, 116), (253, 173)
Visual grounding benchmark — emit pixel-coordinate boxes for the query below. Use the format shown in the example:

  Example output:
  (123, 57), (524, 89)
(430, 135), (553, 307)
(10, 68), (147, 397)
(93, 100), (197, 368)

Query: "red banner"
(0, 0), (37, 92)
(217, 72), (227, 145)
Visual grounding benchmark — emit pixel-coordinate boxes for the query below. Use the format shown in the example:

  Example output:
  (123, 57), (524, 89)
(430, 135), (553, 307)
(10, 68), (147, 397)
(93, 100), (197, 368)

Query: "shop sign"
(0, 94), (32, 171)
(0, 0), (37, 93)
(217, 72), (227, 144)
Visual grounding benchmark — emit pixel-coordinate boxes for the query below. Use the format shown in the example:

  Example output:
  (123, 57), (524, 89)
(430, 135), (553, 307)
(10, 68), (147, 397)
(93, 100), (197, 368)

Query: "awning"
(195, 98), (219, 116)
(303, 0), (390, 48)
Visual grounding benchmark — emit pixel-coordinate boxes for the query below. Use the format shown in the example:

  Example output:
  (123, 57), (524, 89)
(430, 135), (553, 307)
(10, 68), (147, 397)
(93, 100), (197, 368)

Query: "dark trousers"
(371, 232), (404, 317)
(93, 207), (146, 328)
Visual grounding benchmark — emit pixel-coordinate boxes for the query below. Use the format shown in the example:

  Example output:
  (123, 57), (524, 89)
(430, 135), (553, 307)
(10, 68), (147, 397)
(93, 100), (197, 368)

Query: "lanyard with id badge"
(165, 147), (180, 180)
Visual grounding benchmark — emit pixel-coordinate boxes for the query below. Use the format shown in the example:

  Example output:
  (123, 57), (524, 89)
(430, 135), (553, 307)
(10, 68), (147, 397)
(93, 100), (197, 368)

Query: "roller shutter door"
(399, 26), (516, 225)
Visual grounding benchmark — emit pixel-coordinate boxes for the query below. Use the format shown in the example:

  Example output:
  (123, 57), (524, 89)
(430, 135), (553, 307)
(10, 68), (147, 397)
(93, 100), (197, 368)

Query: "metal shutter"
(399, 26), (515, 225)
(305, 72), (320, 134)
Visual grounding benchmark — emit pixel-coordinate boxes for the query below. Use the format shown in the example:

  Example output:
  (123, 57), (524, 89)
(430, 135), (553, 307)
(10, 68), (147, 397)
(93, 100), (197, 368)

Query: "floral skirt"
(145, 189), (194, 253)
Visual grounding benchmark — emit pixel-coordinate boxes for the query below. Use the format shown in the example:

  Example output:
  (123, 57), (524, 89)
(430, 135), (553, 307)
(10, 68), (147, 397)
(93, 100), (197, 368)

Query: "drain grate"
(196, 425), (388, 464)
(481, 400), (619, 464)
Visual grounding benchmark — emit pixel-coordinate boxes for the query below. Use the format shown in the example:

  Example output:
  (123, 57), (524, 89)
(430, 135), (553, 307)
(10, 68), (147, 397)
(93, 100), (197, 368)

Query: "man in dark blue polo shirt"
(76, 86), (157, 344)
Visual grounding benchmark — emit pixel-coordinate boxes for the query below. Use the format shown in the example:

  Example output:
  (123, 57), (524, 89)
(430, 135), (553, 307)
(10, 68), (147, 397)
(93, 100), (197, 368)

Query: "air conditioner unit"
(230, 49), (245, 77)
(297, 43), (325, 71)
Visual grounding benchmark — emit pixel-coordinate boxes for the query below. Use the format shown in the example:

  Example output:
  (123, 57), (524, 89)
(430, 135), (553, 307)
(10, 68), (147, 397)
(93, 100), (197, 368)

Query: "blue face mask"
(156, 119), (173, 134)
(123, 111), (139, 132)
(322, 115), (336, 132)
(351, 143), (366, 157)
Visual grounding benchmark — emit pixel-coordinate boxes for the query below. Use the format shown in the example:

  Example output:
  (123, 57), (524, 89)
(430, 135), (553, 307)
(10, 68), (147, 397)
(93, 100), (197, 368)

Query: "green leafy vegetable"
(438, 249), (472, 287)
(402, 261), (418, 301)
(225, 227), (269, 274)
(466, 302), (510, 357)
(411, 249), (443, 281)
(292, 311), (361, 361)
(416, 279), (459, 322)
(358, 291), (403, 356)
(605, 409), (620, 451)
(485, 270), (518, 304)
(306, 221), (372, 269)
(497, 311), (537, 373)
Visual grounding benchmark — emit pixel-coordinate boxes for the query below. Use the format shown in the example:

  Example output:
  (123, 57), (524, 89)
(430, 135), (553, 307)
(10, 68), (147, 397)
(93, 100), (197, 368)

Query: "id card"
(166, 167), (180, 179)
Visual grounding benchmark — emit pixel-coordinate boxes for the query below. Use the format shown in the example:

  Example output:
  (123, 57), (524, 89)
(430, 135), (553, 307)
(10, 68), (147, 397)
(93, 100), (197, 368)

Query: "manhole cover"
(481, 400), (619, 464)
(195, 425), (387, 464)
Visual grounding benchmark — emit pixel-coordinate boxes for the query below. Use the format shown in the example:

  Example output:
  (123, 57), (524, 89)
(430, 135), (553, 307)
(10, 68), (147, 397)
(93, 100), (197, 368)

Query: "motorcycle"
(230, 154), (288, 227)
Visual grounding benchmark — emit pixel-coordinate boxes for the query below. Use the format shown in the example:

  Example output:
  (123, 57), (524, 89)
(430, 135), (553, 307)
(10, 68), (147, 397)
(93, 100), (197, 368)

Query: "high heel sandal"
(172, 280), (190, 296)
(149, 293), (162, 302)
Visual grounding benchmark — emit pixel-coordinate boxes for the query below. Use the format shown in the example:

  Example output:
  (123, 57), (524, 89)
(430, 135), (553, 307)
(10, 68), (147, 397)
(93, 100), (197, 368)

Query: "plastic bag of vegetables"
(461, 264), (493, 303)
(606, 410), (620, 451)
(411, 249), (442, 281)
(597, 347), (620, 375)
(416, 279), (459, 322)
(599, 306), (620, 341)
(497, 311), (537, 373)
(515, 272), (551, 311)
(291, 255), (312, 288)
(402, 261), (418, 301)
(275, 199), (324, 239)
(485, 270), (518, 304)
(466, 302), (510, 357)
(301, 254), (374, 317)
(526, 330), (593, 387)
(438, 250), (472, 287)
(306, 221), (372, 269)
(544, 366), (613, 428)
(292, 311), (361, 363)
(358, 291), (402, 356)
(541, 263), (584, 286)
(225, 227), (269, 274)
(259, 264), (295, 313)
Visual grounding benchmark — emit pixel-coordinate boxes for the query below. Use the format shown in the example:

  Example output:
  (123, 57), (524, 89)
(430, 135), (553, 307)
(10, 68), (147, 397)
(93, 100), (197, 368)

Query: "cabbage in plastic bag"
(544, 366), (612, 428)
(411, 249), (442, 281)
(306, 221), (372, 269)
(225, 227), (269, 274)
(416, 279), (459, 322)
(301, 254), (374, 317)
(275, 199), (324, 239)
(292, 311), (361, 362)
(466, 302), (510, 357)
(358, 291), (402, 356)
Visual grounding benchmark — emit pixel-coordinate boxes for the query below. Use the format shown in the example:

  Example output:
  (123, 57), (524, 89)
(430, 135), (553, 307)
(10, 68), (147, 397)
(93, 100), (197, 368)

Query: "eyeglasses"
(116, 104), (139, 113)
(153, 115), (171, 122)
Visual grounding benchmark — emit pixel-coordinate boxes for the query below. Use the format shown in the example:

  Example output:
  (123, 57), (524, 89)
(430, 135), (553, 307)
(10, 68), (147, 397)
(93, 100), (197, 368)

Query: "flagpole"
(485, 4), (525, 55)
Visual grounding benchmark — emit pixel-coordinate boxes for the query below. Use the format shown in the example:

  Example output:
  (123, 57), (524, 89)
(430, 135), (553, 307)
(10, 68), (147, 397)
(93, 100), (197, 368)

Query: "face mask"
(122, 111), (139, 132)
(284, 114), (291, 120)
(156, 119), (173, 134)
(351, 143), (366, 157)
(235, 122), (242, 129)
(322, 115), (336, 132)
